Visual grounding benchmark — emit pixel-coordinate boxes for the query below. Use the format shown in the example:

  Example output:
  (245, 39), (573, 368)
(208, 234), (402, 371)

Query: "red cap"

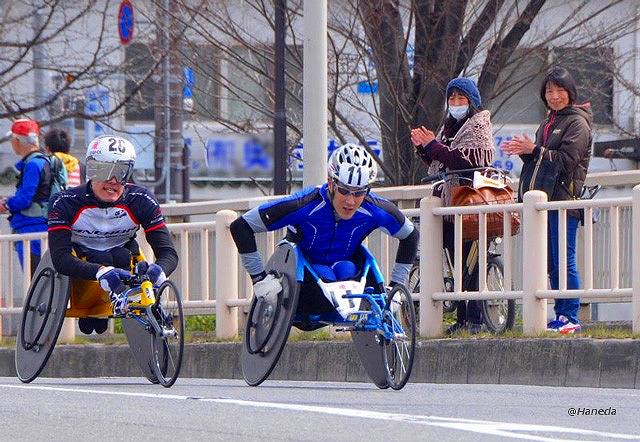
(6, 119), (40, 138)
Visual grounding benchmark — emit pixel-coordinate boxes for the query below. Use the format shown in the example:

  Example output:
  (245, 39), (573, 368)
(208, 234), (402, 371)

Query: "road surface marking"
(1, 383), (638, 441)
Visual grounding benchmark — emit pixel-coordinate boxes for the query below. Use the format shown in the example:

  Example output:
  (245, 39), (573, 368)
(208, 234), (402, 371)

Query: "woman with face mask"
(411, 77), (495, 335)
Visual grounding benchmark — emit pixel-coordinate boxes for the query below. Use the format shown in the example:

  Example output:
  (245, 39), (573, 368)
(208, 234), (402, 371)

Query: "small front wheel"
(382, 285), (416, 390)
(150, 280), (184, 388)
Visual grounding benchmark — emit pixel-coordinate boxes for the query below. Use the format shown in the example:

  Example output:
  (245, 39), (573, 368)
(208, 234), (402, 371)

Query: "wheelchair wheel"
(150, 280), (184, 388)
(245, 273), (284, 355)
(382, 284), (416, 390)
(16, 256), (71, 384)
(481, 257), (515, 334)
(19, 267), (56, 352)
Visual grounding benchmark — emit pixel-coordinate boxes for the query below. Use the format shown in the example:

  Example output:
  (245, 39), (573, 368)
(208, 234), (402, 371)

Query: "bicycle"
(409, 166), (516, 334)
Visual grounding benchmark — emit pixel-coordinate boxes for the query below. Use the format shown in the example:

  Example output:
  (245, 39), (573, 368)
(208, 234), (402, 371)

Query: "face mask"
(448, 105), (469, 120)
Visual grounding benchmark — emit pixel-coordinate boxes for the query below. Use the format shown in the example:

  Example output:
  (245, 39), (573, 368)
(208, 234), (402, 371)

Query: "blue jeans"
(13, 222), (47, 275)
(547, 211), (580, 323)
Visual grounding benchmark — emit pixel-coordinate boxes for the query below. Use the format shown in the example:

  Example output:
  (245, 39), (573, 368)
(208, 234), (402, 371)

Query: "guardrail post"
(632, 185), (640, 334)
(58, 319), (76, 343)
(419, 196), (443, 337)
(522, 190), (548, 335)
(215, 210), (239, 339)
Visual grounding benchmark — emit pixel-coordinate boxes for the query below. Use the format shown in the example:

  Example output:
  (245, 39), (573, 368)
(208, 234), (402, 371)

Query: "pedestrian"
(411, 77), (495, 334)
(44, 128), (82, 187)
(502, 66), (592, 334)
(0, 119), (60, 274)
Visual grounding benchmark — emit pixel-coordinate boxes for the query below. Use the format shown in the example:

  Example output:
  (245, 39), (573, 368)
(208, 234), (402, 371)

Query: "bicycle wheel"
(481, 257), (515, 333)
(151, 280), (184, 388)
(408, 262), (455, 316)
(382, 285), (416, 390)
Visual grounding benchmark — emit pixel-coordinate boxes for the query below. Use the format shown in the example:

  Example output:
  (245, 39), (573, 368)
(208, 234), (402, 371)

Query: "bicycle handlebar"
(420, 166), (509, 184)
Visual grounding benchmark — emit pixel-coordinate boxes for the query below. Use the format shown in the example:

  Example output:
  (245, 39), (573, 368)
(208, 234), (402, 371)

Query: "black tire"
(151, 280), (184, 388)
(481, 257), (515, 334)
(408, 262), (456, 315)
(382, 285), (416, 390)
(19, 267), (56, 352)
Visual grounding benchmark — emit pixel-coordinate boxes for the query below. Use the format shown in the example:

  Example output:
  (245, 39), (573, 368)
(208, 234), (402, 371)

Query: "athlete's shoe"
(93, 318), (109, 334)
(78, 318), (94, 335)
(547, 315), (581, 334)
(78, 317), (109, 335)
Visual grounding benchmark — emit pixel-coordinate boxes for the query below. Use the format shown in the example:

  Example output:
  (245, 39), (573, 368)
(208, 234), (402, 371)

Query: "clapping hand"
(410, 126), (436, 147)
(501, 134), (536, 155)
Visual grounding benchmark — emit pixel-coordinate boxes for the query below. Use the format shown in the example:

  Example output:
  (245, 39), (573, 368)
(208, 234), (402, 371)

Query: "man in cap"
(0, 119), (50, 274)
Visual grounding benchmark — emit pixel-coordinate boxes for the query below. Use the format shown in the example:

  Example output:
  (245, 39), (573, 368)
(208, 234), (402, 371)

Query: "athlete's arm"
(134, 188), (178, 276)
(369, 195), (418, 286)
(230, 188), (318, 281)
(48, 192), (102, 279)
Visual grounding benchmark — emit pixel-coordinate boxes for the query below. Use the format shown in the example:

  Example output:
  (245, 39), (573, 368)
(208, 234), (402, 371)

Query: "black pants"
(443, 221), (482, 325)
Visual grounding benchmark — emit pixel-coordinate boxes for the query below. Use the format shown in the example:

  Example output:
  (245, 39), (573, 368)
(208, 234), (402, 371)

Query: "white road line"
(1, 383), (638, 442)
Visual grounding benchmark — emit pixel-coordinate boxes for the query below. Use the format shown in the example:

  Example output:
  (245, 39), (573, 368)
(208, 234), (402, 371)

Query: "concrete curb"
(2, 338), (639, 388)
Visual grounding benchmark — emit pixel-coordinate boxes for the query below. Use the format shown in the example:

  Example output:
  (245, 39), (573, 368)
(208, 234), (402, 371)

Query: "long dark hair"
(539, 67), (577, 108)
(44, 128), (71, 154)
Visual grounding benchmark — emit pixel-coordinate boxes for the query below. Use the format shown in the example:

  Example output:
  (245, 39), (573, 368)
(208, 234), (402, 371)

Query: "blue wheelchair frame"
(290, 242), (404, 341)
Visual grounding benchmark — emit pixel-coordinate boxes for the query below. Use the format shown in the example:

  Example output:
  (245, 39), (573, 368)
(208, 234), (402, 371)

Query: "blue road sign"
(118, 0), (135, 45)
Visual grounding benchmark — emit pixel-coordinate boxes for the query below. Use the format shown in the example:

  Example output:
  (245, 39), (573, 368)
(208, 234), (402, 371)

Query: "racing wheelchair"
(241, 240), (417, 390)
(15, 251), (184, 387)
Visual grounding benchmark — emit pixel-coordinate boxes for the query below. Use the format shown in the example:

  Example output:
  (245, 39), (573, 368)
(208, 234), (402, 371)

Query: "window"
(224, 45), (303, 123)
(490, 48), (548, 125)
(125, 42), (222, 122)
(180, 44), (221, 119)
(124, 42), (156, 121)
(553, 47), (613, 125)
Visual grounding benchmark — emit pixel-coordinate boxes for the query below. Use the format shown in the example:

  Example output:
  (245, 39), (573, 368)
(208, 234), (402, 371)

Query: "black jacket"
(519, 105), (592, 206)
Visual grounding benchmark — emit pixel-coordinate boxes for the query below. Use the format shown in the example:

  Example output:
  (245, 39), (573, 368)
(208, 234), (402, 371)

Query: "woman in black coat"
(502, 67), (592, 334)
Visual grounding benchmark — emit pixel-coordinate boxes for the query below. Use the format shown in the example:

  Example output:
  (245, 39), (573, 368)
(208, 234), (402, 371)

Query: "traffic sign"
(118, 0), (135, 45)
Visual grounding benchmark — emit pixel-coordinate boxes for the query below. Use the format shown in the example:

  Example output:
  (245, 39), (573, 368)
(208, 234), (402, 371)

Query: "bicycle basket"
(450, 185), (521, 241)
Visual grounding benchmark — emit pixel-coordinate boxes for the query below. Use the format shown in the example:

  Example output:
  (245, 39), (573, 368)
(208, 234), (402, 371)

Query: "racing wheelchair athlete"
(230, 143), (419, 389)
(16, 135), (183, 387)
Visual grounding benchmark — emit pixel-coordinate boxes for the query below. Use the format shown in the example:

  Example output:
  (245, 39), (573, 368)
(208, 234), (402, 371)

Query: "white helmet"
(86, 135), (136, 183)
(328, 143), (378, 188)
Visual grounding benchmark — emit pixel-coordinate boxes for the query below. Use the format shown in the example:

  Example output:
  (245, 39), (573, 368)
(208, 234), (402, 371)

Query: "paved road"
(0, 377), (639, 441)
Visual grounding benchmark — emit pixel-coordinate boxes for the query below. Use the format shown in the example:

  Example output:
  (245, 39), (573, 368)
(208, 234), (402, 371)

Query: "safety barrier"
(415, 187), (640, 336)
(1, 171), (639, 338)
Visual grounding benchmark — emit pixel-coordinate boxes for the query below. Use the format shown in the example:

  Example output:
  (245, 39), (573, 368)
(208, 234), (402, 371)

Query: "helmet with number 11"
(328, 143), (378, 189)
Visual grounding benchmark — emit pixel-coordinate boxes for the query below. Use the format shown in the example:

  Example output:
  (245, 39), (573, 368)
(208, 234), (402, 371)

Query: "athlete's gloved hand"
(135, 261), (167, 286)
(252, 273), (282, 299)
(96, 266), (130, 294)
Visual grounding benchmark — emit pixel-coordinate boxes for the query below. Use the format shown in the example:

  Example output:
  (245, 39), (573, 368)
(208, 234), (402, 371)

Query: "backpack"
(17, 152), (68, 218)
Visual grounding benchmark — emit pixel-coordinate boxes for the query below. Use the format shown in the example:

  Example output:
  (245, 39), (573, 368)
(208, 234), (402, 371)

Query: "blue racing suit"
(230, 183), (418, 286)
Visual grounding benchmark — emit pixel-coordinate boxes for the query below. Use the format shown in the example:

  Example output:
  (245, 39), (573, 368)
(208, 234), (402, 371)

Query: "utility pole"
(302, 0), (327, 187)
(32, 0), (46, 122)
(273, 0), (287, 195)
(154, 0), (183, 203)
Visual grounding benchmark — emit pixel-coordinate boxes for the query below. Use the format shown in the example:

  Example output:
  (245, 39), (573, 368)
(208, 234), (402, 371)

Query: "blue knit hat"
(446, 77), (482, 109)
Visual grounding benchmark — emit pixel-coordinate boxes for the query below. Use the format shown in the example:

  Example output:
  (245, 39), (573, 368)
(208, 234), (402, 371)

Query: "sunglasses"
(333, 181), (369, 197)
(86, 159), (133, 184)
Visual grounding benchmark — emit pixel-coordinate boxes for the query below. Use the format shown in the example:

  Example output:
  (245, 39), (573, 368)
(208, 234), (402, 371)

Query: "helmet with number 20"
(327, 143), (378, 189)
(85, 135), (136, 183)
